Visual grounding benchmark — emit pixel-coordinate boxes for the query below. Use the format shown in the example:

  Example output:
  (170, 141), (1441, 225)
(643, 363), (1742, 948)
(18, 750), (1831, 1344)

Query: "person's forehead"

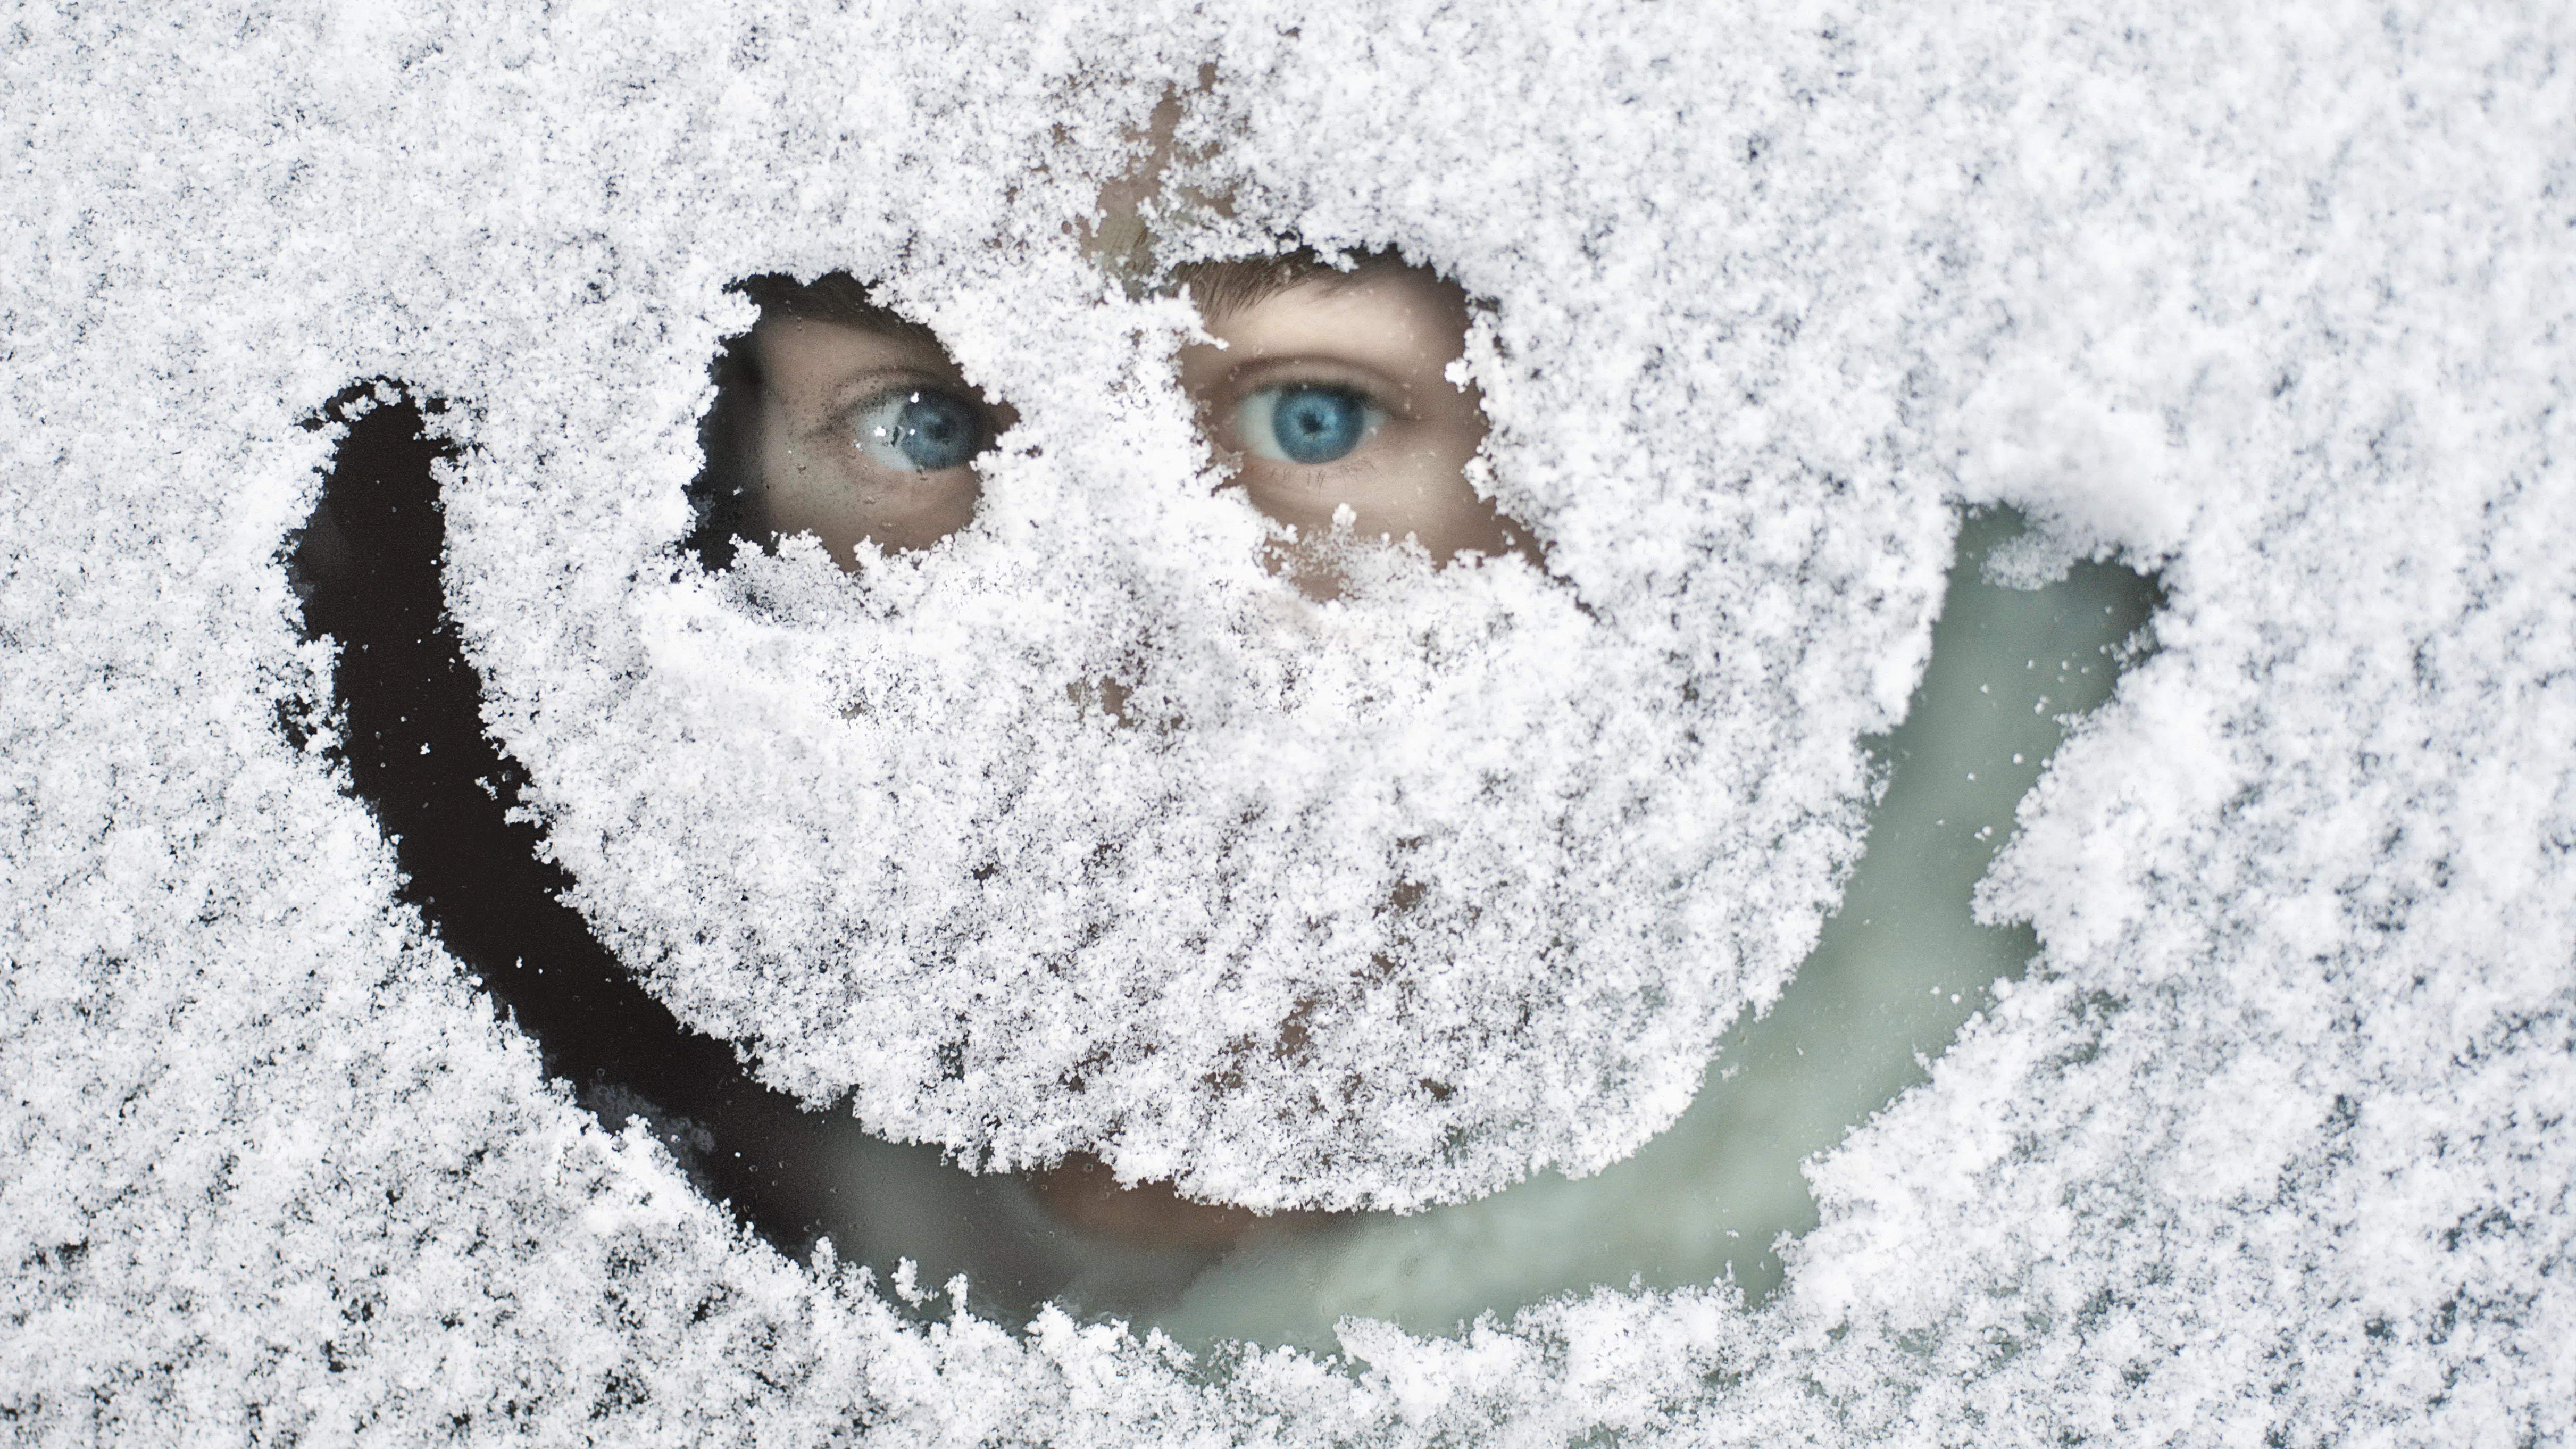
(1193, 265), (1468, 369)
(751, 314), (960, 398)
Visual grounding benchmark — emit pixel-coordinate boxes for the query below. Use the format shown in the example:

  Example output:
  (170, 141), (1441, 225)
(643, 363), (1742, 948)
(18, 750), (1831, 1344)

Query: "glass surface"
(299, 399), (2154, 1353)
(806, 507), (2159, 1347)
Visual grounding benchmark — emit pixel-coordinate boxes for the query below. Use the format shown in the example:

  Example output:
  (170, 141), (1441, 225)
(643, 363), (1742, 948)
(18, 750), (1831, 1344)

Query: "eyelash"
(812, 371), (1402, 478)
(836, 383), (992, 474)
(1227, 378), (1398, 468)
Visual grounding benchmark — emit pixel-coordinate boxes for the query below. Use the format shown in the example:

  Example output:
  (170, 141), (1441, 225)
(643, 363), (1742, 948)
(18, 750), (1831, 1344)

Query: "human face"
(732, 268), (1520, 1245)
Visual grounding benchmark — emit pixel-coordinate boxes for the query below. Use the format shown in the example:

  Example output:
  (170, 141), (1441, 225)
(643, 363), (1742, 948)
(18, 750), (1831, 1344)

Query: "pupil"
(896, 393), (979, 471)
(1272, 387), (1366, 464)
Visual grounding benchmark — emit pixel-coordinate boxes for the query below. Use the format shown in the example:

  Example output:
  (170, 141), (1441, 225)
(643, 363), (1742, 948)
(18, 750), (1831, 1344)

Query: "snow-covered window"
(7, 6), (2568, 1443)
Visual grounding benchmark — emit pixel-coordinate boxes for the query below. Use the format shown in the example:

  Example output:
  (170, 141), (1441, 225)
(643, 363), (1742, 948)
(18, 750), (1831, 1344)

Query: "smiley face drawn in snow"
(293, 386), (2154, 1340)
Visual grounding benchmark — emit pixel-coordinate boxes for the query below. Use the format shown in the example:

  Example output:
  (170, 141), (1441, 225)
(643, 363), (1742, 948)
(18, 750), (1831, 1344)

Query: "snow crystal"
(4, 1), (2569, 1445)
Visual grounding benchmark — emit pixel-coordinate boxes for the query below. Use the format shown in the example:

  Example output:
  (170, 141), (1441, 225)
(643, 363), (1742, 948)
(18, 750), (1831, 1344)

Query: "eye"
(852, 387), (986, 473)
(1236, 384), (1385, 465)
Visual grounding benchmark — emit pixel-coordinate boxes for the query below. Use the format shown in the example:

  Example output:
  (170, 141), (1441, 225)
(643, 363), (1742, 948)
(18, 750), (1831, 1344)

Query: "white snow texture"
(3, 1), (2570, 1444)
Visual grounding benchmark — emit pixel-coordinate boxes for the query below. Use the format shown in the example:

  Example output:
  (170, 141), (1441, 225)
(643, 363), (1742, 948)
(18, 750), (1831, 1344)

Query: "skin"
(743, 262), (1525, 1247)
(745, 262), (1520, 594)
(749, 316), (1003, 563)
(1023, 1150), (1335, 1250)
(1176, 261), (1523, 597)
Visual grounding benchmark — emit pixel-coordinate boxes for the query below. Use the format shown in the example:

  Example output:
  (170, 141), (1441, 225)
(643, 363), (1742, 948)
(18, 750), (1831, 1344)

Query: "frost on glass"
(436, 44), (1947, 1212)
(5, 2), (2572, 1445)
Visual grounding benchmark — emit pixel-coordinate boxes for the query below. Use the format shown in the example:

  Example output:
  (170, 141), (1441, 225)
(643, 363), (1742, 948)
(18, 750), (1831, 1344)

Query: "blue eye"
(1238, 384), (1382, 465)
(853, 387), (984, 472)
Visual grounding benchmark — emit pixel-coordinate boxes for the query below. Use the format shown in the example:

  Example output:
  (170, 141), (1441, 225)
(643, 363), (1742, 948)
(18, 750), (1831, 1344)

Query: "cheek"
(1395, 415), (1486, 505)
(749, 428), (872, 565)
(754, 439), (828, 537)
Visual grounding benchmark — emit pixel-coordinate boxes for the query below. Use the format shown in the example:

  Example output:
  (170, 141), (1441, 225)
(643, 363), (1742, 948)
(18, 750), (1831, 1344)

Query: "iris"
(1241, 384), (1379, 465)
(854, 387), (983, 472)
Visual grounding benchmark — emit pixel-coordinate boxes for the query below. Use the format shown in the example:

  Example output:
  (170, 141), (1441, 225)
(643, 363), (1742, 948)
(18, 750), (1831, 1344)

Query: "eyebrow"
(1171, 255), (1363, 321)
(735, 271), (943, 347)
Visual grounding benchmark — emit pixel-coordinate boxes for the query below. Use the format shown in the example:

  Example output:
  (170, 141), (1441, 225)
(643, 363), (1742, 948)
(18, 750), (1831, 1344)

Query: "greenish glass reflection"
(808, 508), (2158, 1351)
(1146, 508), (2157, 1350)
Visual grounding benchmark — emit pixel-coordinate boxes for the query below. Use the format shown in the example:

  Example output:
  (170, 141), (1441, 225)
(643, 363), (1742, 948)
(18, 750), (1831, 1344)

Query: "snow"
(4, 1), (2569, 1443)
